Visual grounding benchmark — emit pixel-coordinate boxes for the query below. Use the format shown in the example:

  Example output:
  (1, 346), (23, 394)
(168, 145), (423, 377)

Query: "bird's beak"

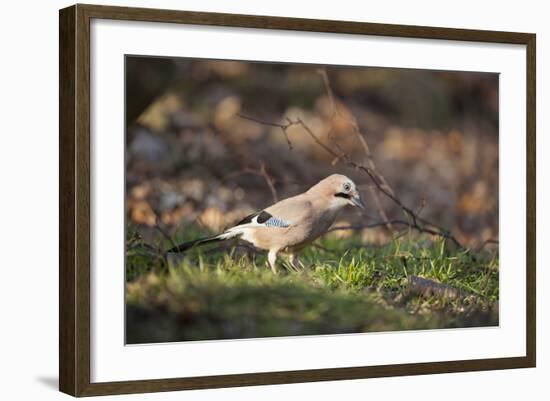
(350, 192), (365, 210)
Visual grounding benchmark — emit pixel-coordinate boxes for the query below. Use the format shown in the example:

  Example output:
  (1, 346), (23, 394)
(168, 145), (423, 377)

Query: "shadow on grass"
(128, 266), (438, 344)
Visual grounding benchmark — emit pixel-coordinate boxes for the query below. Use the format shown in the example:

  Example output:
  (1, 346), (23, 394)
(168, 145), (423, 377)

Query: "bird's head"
(310, 174), (365, 210)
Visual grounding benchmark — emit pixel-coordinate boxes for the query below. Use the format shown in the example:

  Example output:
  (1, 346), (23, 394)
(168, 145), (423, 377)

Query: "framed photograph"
(59, 4), (536, 397)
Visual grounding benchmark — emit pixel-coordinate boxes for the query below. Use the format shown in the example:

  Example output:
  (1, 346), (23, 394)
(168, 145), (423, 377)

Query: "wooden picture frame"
(59, 3), (536, 397)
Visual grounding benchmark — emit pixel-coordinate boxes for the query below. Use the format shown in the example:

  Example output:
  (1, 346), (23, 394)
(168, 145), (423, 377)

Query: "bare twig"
(152, 214), (178, 250)
(328, 220), (453, 239)
(415, 198), (426, 217)
(318, 68), (395, 232)
(218, 163), (279, 204)
(316, 71), (458, 241)
(318, 68), (336, 113)
(237, 113), (293, 150)
(259, 162), (278, 203)
(303, 116), (460, 246)
(368, 186), (394, 231)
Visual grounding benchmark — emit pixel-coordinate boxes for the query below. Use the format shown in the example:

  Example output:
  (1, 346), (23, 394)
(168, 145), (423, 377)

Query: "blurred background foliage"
(126, 56), (498, 247)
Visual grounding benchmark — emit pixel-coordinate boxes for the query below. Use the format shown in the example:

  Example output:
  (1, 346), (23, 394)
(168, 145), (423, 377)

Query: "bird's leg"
(267, 249), (278, 274)
(288, 252), (302, 271)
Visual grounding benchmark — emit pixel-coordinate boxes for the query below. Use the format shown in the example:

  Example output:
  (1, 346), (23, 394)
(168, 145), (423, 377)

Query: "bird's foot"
(286, 254), (305, 272)
(283, 261), (300, 273)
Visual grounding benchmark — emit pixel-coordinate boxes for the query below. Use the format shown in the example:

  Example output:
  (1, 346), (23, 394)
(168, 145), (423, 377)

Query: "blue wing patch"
(256, 211), (290, 227)
(263, 216), (290, 227)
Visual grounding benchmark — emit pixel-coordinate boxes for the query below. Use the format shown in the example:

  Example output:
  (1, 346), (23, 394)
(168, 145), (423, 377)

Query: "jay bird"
(167, 174), (365, 273)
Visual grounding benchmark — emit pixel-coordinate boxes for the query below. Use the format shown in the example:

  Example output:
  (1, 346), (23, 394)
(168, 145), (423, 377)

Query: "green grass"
(125, 226), (499, 344)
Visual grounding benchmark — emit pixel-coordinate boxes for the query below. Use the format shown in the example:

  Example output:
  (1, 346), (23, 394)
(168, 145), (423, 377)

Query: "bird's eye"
(343, 183), (351, 192)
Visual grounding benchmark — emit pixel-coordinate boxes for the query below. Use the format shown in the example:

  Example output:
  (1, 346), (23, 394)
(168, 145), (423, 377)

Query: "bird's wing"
(235, 210), (291, 228)
(234, 196), (313, 229)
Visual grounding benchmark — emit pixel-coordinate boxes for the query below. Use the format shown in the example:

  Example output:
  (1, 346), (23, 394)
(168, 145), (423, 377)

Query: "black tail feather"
(166, 235), (223, 253)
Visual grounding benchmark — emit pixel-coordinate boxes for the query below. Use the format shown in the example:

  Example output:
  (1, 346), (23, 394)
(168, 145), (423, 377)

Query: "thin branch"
(237, 113), (293, 150)
(218, 164), (279, 204)
(415, 198), (426, 218)
(153, 214), (178, 250)
(259, 162), (278, 203)
(318, 68), (395, 232)
(328, 220), (456, 242)
(315, 71), (428, 230)
(317, 68), (336, 114)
